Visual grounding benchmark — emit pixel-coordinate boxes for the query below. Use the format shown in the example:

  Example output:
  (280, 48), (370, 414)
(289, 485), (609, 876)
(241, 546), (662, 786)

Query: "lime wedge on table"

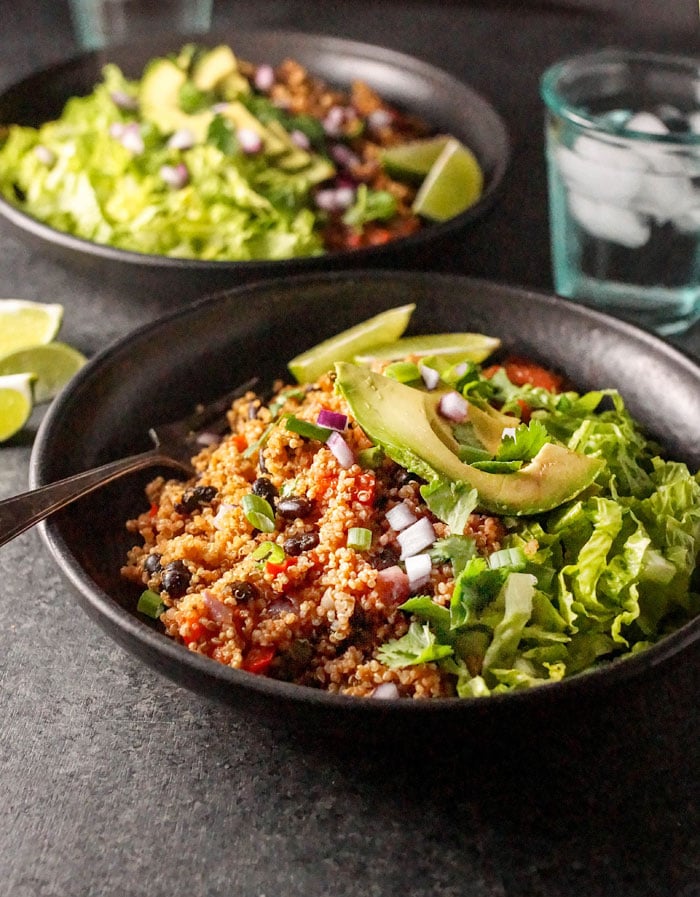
(412, 138), (484, 222)
(355, 332), (501, 365)
(0, 342), (87, 403)
(382, 135), (451, 183)
(0, 300), (64, 355)
(288, 304), (416, 383)
(0, 372), (34, 442)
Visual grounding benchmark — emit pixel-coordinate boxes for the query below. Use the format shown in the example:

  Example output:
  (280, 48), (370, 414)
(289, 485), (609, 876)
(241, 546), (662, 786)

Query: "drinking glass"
(69, 0), (213, 51)
(541, 50), (700, 335)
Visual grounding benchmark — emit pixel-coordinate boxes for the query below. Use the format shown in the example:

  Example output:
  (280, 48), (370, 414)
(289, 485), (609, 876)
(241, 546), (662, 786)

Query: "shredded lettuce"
(0, 61), (328, 261)
(379, 364), (700, 697)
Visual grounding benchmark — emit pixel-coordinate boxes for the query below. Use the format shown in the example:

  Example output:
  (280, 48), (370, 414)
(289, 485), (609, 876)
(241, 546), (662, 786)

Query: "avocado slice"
(139, 58), (213, 140)
(427, 392), (520, 456)
(335, 362), (604, 516)
(191, 45), (239, 92)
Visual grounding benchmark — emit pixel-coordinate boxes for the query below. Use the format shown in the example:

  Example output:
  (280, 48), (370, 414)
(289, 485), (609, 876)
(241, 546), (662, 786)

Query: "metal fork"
(0, 378), (258, 548)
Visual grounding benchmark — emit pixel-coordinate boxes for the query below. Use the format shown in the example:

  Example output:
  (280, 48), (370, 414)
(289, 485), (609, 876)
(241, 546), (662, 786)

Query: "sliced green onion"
(357, 445), (384, 469)
(252, 540), (286, 564)
(242, 493), (276, 532)
(285, 415), (333, 442)
(384, 361), (421, 383)
(347, 526), (372, 551)
(137, 589), (166, 619)
(487, 547), (527, 570)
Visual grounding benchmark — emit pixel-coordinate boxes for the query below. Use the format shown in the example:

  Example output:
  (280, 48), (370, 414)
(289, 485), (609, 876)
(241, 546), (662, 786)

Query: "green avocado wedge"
(335, 362), (604, 516)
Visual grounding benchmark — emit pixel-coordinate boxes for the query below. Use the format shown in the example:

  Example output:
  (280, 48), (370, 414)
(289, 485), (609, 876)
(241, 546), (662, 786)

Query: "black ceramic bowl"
(0, 32), (509, 304)
(30, 271), (700, 741)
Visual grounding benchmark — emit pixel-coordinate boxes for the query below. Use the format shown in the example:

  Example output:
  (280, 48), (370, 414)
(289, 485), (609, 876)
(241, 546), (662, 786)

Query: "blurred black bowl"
(30, 270), (700, 743)
(0, 32), (509, 303)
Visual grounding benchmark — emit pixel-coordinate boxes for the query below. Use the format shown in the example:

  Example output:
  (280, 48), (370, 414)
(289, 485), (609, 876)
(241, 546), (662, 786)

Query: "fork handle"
(0, 449), (184, 548)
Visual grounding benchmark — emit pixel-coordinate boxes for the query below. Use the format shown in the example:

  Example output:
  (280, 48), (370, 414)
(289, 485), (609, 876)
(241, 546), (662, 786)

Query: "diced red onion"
(195, 430), (222, 447)
(110, 90), (138, 111)
(254, 64), (275, 92)
(501, 427), (517, 440)
(438, 391), (469, 422)
(167, 128), (195, 151)
(119, 123), (144, 154)
(386, 501), (417, 532)
(367, 108), (392, 132)
(317, 409), (347, 431)
(212, 102), (230, 113)
(202, 590), (233, 624)
(372, 682), (400, 699)
(290, 129), (311, 150)
(160, 163), (189, 189)
(376, 565), (410, 604)
(323, 105), (346, 137)
(404, 553), (432, 590)
(237, 127), (263, 154)
(314, 186), (355, 213)
(397, 516), (436, 559)
(212, 502), (235, 529)
(34, 145), (55, 166)
(453, 362), (468, 377)
(330, 143), (360, 168)
(419, 364), (440, 391)
(109, 122), (126, 140)
(326, 431), (355, 468)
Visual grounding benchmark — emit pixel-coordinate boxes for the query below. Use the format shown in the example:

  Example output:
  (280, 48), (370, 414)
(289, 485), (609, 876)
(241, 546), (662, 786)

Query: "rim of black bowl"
(30, 270), (700, 717)
(0, 30), (510, 273)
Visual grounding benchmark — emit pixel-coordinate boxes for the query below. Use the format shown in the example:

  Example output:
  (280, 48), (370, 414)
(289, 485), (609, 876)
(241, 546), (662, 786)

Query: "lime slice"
(381, 135), (451, 183)
(0, 342), (87, 403)
(354, 332), (501, 365)
(288, 304), (416, 383)
(0, 372), (34, 442)
(0, 300), (64, 355)
(412, 138), (484, 222)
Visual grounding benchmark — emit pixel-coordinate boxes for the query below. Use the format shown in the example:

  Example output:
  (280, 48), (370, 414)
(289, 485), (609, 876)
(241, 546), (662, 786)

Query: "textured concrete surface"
(1, 3), (699, 896)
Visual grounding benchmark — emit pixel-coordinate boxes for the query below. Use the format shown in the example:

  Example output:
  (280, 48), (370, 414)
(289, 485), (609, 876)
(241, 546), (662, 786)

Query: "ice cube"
(555, 139), (643, 204)
(568, 192), (651, 248)
(625, 111), (669, 135)
(673, 193), (700, 233)
(632, 169), (694, 223)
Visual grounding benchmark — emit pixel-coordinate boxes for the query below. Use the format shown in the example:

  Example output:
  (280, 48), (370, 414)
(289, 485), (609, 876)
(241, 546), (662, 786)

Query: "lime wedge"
(0, 372), (34, 442)
(354, 332), (501, 365)
(0, 300), (64, 355)
(381, 135), (451, 183)
(0, 342), (87, 403)
(288, 304), (416, 383)
(412, 138), (484, 222)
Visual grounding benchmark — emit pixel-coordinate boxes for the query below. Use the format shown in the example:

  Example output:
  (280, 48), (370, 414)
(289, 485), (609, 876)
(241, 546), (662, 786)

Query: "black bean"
(283, 532), (320, 556)
(176, 484), (218, 514)
(370, 545), (400, 570)
(395, 468), (424, 487)
(252, 477), (278, 506)
(277, 496), (312, 518)
(161, 560), (191, 598)
(229, 581), (260, 603)
(144, 553), (162, 576)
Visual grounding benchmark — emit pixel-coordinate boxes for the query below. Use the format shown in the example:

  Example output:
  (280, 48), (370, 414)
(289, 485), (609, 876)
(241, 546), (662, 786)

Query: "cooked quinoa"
(123, 349), (700, 699)
(122, 371), (506, 698)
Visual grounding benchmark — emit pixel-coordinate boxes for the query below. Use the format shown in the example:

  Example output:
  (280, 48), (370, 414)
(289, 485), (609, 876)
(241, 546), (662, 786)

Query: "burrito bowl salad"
(122, 305), (700, 699)
(0, 43), (484, 261)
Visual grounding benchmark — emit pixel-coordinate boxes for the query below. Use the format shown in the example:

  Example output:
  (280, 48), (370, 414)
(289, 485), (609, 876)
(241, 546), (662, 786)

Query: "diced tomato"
(242, 645), (275, 675)
(502, 357), (564, 392)
(352, 471), (376, 506)
(148, 502), (158, 518)
(266, 556), (297, 576)
(483, 357), (563, 393)
(233, 433), (248, 452)
(182, 620), (204, 645)
(516, 398), (532, 423)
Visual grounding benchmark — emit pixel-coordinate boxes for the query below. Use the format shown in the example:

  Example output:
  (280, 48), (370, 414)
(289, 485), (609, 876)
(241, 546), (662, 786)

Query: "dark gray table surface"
(2, 3), (699, 896)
